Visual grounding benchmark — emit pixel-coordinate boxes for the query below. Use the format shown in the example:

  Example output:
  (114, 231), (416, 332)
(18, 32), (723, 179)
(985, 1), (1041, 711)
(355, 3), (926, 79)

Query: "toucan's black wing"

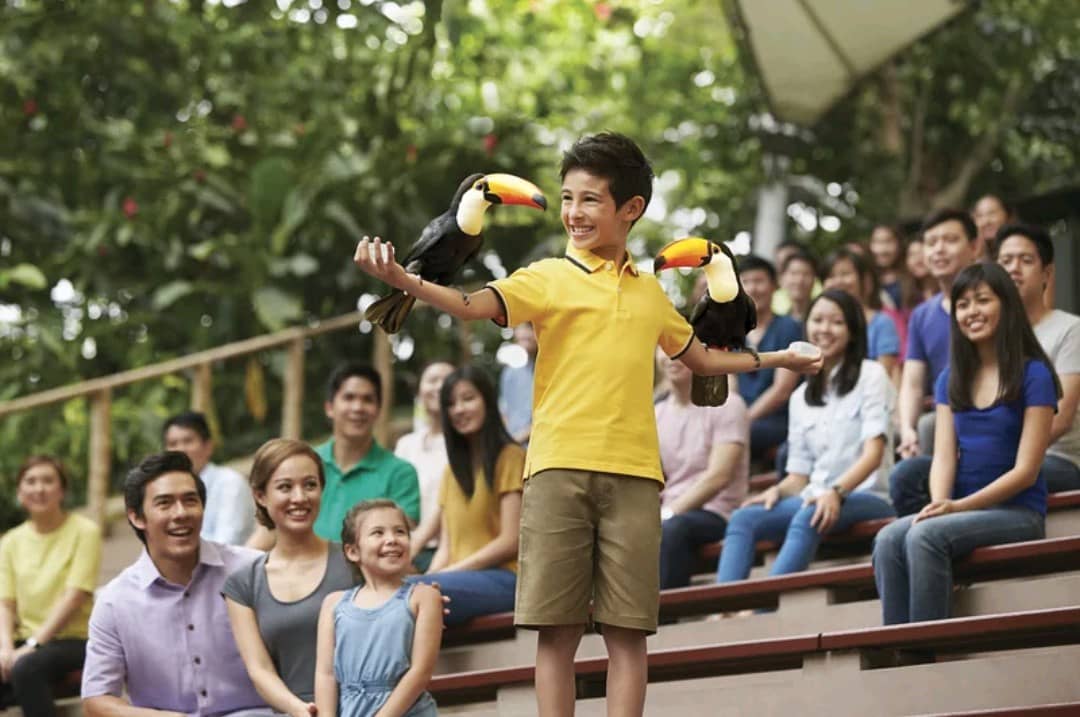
(688, 295), (710, 330)
(399, 211), (457, 272)
(740, 292), (757, 334)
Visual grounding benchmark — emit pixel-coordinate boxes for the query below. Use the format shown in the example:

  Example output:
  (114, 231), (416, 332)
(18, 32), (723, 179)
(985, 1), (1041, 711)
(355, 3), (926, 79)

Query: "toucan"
(365, 173), (547, 333)
(653, 237), (757, 406)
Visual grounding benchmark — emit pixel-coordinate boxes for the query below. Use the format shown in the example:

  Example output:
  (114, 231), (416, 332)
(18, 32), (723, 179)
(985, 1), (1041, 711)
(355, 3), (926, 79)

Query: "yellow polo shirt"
(487, 243), (694, 483)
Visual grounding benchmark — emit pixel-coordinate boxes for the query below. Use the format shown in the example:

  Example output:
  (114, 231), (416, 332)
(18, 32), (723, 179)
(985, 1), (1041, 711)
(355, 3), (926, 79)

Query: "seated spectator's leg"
(660, 509), (727, 589)
(1042, 454), (1080, 493)
(716, 497), (802, 583)
(916, 411), (936, 456)
(412, 546), (436, 574)
(10, 638), (86, 717)
(750, 414), (788, 462)
(773, 491), (897, 577)
(873, 515), (917, 625)
(903, 507), (1045, 623)
(414, 569), (516, 626)
(774, 442), (789, 478)
(889, 456), (933, 517)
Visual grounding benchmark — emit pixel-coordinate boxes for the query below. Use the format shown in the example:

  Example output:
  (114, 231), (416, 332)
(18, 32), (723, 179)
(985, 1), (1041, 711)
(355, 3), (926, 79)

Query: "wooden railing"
(0, 311), (393, 529)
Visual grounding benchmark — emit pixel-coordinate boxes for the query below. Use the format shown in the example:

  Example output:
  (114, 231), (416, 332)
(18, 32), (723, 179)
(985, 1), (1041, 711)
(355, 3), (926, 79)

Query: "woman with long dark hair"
(413, 365), (524, 625)
(824, 249), (901, 383)
(715, 289), (896, 583)
(873, 263), (1060, 624)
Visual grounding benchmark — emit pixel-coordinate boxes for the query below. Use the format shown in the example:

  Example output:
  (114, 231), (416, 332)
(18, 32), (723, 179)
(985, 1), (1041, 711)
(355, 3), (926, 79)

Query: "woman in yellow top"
(0, 456), (102, 717)
(414, 365), (525, 626)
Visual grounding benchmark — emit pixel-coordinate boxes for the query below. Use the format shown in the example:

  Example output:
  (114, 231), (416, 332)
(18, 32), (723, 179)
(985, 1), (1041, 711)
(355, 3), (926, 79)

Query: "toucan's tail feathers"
(691, 374), (729, 406)
(365, 290), (416, 334)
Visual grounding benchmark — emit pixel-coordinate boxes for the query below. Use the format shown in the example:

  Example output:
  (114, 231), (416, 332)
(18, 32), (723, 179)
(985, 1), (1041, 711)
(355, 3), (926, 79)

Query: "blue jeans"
(660, 509), (727, 589)
(716, 492), (896, 583)
(412, 568), (516, 626)
(1043, 454), (1080, 492)
(889, 456), (933, 517)
(872, 508), (1045, 625)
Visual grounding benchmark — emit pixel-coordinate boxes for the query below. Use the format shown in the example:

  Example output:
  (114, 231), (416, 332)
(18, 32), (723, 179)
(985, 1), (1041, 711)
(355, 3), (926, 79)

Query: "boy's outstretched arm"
(354, 236), (504, 324)
(678, 340), (823, 377)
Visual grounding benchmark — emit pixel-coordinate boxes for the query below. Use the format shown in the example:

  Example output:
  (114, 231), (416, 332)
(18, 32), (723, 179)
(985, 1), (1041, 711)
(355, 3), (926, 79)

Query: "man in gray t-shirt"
(997, 224), (1080, 491)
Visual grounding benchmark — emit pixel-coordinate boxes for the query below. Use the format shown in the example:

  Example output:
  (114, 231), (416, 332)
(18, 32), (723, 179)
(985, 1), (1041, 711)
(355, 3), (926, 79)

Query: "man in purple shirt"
(82, 452), (269, 717)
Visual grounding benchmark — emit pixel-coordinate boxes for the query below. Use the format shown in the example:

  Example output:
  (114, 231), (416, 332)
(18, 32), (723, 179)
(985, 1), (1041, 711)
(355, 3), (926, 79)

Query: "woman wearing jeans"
(413, 366), (524, 625)
(873, 263), (1059, 624)
(716, 289), (897, 584)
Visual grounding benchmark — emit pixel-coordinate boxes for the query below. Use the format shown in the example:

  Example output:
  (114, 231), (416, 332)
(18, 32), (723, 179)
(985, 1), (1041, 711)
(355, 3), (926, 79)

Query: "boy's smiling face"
(561, 168), (643, 260)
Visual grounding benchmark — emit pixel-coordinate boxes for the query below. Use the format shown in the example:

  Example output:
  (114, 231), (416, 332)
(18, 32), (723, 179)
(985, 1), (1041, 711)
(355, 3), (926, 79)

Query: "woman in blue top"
(873, 263), (1061, 625)
(824, 248), (900, 385)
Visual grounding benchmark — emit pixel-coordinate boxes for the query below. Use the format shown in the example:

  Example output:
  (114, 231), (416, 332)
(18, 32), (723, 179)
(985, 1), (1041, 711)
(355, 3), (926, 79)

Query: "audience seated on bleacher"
(395, 360), (455, 572)
(892, 210), (980, 516)
(499, 323), (537, 446)
(0, 456), (102, 717)
(164, 410), (255, 546)
(412, 366), (524, 626)
(824, 248), (901, 384)
(716, 289), (896, 584)
(312, 364), (421, 542)
(223, 439), (356, 717)
(904, 233), (938, 305)
(778, 251), (818, 323)
(868, 223), (907, 311)
(82, 451), (271, 716)
(735, 255), (804, 465)
(771, 239), (822, 319)
(873, 263), (1060, 624)
(654, 351), (749, 589)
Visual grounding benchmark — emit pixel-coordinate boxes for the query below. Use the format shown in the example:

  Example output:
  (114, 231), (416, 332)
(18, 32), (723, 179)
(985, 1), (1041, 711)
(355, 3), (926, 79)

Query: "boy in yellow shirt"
(353, 132), (821, 716)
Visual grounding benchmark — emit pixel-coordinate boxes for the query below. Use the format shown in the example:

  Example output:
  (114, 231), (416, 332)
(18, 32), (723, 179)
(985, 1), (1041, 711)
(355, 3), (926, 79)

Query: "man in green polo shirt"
(312, 363), (421, 541)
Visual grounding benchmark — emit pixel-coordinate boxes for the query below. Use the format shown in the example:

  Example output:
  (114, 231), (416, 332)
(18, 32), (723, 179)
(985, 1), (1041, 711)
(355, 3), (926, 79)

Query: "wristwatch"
(831, 485), (850, 502)
(24, 637), (40, 650)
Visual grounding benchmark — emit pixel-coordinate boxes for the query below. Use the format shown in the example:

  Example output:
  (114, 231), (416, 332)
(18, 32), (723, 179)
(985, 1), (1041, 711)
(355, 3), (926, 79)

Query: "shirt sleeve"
(65, 519), (103, 594)
(709, 395), (749, 447)
(1023, 360), (1059, 409)
(0, 534), (14, 601)
(390, 461), (422, 523)
(494, 445), (526, 494)
(934, 368), (950, 405)
(1052, 318), (1080, 375)
(81, 598), (126, 699)
(858, 362), (893, 443)
(656, 286), (695, 358)
(907, 305), (929, 363)
(784, 388), (814, 476)
(869, 314), (900, 358)
(221, 559), (255, 608)
(487, 261), (551, 328)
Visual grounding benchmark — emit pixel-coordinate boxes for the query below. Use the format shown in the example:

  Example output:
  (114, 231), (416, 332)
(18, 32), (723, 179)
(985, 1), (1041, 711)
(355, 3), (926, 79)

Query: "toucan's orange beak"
(653, 237), (713, 273)
(484, 173), (547, 210)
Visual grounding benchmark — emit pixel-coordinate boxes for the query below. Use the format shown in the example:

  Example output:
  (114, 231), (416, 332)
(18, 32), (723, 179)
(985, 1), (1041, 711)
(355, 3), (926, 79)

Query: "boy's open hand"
(354, 236), (412, 290)
(783, 342), (824, 375)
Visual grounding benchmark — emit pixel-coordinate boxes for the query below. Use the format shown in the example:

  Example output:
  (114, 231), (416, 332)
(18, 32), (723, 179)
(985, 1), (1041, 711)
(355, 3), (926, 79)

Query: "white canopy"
(729, 0), (969, 126)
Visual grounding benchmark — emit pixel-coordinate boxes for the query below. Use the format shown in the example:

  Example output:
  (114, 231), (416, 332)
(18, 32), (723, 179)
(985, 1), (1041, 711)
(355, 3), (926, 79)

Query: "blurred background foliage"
(0, 0), (1077, 528)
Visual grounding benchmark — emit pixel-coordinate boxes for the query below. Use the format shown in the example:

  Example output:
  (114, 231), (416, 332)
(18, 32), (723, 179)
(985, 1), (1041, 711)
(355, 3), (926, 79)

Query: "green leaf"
(2, 263), (47, 290)
(323, 200), (365, 240)
(152, 280), (194, 310)
(250, 157), (295, 233)
(252, 286), (303, 331)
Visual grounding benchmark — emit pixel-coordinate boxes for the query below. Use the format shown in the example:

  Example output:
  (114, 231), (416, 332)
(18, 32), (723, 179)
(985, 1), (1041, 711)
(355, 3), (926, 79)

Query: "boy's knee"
(537, 623), (585, 648)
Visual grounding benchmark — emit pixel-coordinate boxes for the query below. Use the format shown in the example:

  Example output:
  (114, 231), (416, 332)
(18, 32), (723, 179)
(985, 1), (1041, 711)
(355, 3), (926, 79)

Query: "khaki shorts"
(514, 468), (661, 633)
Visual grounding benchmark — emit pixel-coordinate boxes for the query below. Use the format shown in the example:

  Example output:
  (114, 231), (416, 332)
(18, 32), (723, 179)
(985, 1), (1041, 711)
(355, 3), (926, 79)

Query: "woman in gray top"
(224, 439), (357, 717)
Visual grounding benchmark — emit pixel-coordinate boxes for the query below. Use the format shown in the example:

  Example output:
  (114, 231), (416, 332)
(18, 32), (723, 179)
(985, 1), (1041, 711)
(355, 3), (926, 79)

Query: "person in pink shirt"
(655, 351), (750, 589)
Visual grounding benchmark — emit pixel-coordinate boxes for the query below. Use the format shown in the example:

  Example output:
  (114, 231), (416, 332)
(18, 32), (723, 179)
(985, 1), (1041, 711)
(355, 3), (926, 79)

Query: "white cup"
(790, 341), (821, 358)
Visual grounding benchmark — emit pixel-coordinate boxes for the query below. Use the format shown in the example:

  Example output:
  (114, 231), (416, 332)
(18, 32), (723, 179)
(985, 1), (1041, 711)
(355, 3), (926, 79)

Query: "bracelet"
(831, 485), (849, 502)
(747, 347), (761, 369)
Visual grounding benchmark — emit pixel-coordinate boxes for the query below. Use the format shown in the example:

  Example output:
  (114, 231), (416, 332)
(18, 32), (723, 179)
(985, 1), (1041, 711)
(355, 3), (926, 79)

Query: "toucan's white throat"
(456, 189), (491, 236)
(704, 252), (738, 302)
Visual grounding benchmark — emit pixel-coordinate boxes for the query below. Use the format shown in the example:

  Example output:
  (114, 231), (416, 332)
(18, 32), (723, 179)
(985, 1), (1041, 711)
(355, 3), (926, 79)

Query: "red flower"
(405, 144), (418, 163)
(231, 114), (248, 131)
(193, 169), (207, 183)
(22, 99), (38, 117)
(163, 131), (173, 149)
(122, 197), (138, 219)
(594, 2), (612, 21)
(483, 133), (498, 157)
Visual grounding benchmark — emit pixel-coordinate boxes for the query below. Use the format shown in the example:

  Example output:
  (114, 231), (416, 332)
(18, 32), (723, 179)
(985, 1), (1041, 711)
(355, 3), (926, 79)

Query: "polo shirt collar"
(319, 438), (389, 478)
(132, 539), (224, 590)
(564, 242), (640, 276)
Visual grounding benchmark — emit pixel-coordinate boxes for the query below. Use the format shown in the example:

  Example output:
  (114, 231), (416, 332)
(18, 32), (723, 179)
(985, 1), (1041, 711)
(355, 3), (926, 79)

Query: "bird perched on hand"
(653, 237), (757, 406)
(365, 173), (547, 333)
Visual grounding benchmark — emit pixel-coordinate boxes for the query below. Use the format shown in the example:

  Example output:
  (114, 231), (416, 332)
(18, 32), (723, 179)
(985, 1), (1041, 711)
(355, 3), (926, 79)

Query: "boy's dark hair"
(947, 263), (1061, 411)
(993, 223), (1054, 266)
(921, 208), (977, 242)
(440, 365), (516, 498)
(736, 255), (778, 284)
(326, 363), (382, 405)
(124, 451), (206, 545)
(780, 250), (819, 277)
(162, 410), (211, 442)
(560, 132), (654, 212)
(803, 289), (867, 407)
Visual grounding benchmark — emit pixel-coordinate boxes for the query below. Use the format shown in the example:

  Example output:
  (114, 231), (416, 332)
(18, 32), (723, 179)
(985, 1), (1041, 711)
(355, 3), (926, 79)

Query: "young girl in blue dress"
(873, 262), (1061, 624)
(314, 500), (441, 717)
